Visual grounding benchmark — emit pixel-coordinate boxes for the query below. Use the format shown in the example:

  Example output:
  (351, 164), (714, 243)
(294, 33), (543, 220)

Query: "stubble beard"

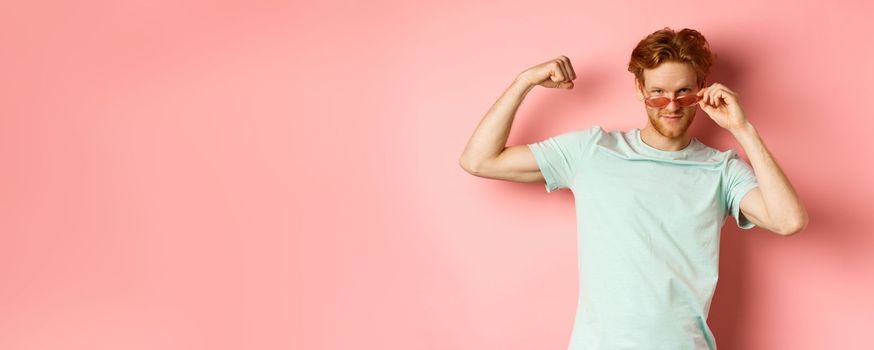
(649, 110), (695, 139)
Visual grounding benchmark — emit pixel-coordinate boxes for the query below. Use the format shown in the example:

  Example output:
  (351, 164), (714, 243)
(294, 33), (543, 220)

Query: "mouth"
(661, 115), (683, 123)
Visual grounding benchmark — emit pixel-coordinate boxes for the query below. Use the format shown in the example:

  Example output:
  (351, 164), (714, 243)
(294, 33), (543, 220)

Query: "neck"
(640, 125), (692, 151)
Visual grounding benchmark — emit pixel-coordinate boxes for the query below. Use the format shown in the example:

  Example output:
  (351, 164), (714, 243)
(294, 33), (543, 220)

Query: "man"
(458, 27), (807, 350)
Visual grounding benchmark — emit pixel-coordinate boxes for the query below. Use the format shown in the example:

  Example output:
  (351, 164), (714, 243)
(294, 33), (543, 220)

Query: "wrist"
(729, 121), (757, 140)
(512, 74), (536, 94)
(514, 72), (536, 89)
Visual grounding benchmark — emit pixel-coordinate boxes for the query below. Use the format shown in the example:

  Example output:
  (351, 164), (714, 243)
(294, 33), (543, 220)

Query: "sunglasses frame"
(642, 91), (703, 109)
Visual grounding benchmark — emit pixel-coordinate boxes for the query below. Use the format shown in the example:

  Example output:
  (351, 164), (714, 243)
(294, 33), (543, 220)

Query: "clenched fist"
(518, 56), (577, 89)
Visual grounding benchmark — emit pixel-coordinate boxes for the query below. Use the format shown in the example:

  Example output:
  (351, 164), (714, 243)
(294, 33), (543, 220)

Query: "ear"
(634, 78), (644, 100)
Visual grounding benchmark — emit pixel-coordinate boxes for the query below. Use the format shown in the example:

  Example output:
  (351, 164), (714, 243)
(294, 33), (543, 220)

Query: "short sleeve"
(526, 126), (601, 193)
(722, 151), (759, 229)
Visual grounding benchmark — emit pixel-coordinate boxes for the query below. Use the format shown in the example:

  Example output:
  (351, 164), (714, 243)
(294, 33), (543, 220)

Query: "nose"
(665, 98), (680, 112)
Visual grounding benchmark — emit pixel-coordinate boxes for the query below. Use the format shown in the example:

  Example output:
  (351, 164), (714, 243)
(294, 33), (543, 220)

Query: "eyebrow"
(649, 85), (693, 91)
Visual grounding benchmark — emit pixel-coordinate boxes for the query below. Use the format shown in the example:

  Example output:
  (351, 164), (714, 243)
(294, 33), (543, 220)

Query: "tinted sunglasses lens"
(677, 95), (700, 107)
(645, 97), (669, 108)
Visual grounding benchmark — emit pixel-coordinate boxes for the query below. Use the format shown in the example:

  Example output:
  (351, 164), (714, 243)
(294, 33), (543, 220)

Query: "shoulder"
(706, 147), (755, 177)
(549, 125), (606, 144)
(577, 125), (606, 136)
(693, 140), (744, 165)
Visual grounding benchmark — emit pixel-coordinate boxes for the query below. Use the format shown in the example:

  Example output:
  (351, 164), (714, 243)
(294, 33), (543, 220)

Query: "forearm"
(730, 122), (808, 229)
(460, 75), (536, 169)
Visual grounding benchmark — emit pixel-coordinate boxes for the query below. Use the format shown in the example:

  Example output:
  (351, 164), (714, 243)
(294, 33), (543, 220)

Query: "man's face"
(634, 61), (700, 139)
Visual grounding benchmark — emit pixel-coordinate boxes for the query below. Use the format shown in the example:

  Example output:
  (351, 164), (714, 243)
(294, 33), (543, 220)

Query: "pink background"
(2, 1), (872, 349)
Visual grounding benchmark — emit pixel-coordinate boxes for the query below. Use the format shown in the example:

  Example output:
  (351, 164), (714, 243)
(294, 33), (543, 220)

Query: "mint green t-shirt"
(527, 126), (759, 350)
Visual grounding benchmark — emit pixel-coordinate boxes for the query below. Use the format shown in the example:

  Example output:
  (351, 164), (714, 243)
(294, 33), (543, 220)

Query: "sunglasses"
(643, 92), (703, 108)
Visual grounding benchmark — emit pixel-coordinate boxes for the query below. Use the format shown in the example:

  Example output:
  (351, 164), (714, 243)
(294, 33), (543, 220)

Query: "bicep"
(465, 145), (545, 183)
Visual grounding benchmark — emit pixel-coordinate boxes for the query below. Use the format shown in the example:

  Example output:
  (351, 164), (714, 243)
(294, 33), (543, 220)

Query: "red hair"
(627, 27), (716, 89)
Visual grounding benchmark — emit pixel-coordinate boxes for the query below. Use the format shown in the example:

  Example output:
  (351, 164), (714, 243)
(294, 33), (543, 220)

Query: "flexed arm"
(459, 56), (577, 183)
(697, 83), (809, 235)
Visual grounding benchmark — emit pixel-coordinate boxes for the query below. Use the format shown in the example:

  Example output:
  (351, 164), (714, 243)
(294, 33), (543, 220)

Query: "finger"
(561, 56), (576, 80)
(555, 59), (570, 83)
(696, 85), (709, 99)
(720, 89), (738, 105)
(550, 61), (566, 82)
(696, 88), (705, 106)
(716, 88), (735, 107)
(721, 87), (739, 101)
(709, 88), (721, 107)
(712, 87), (737, 106)
(560, 60), (574, 81)
(557, 60), (573, 88)
(714, 83), (737, 97)
(710, 85), (732, 95)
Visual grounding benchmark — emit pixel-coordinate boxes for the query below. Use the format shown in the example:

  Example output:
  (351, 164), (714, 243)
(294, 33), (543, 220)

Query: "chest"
(572, 154), (725, 220)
